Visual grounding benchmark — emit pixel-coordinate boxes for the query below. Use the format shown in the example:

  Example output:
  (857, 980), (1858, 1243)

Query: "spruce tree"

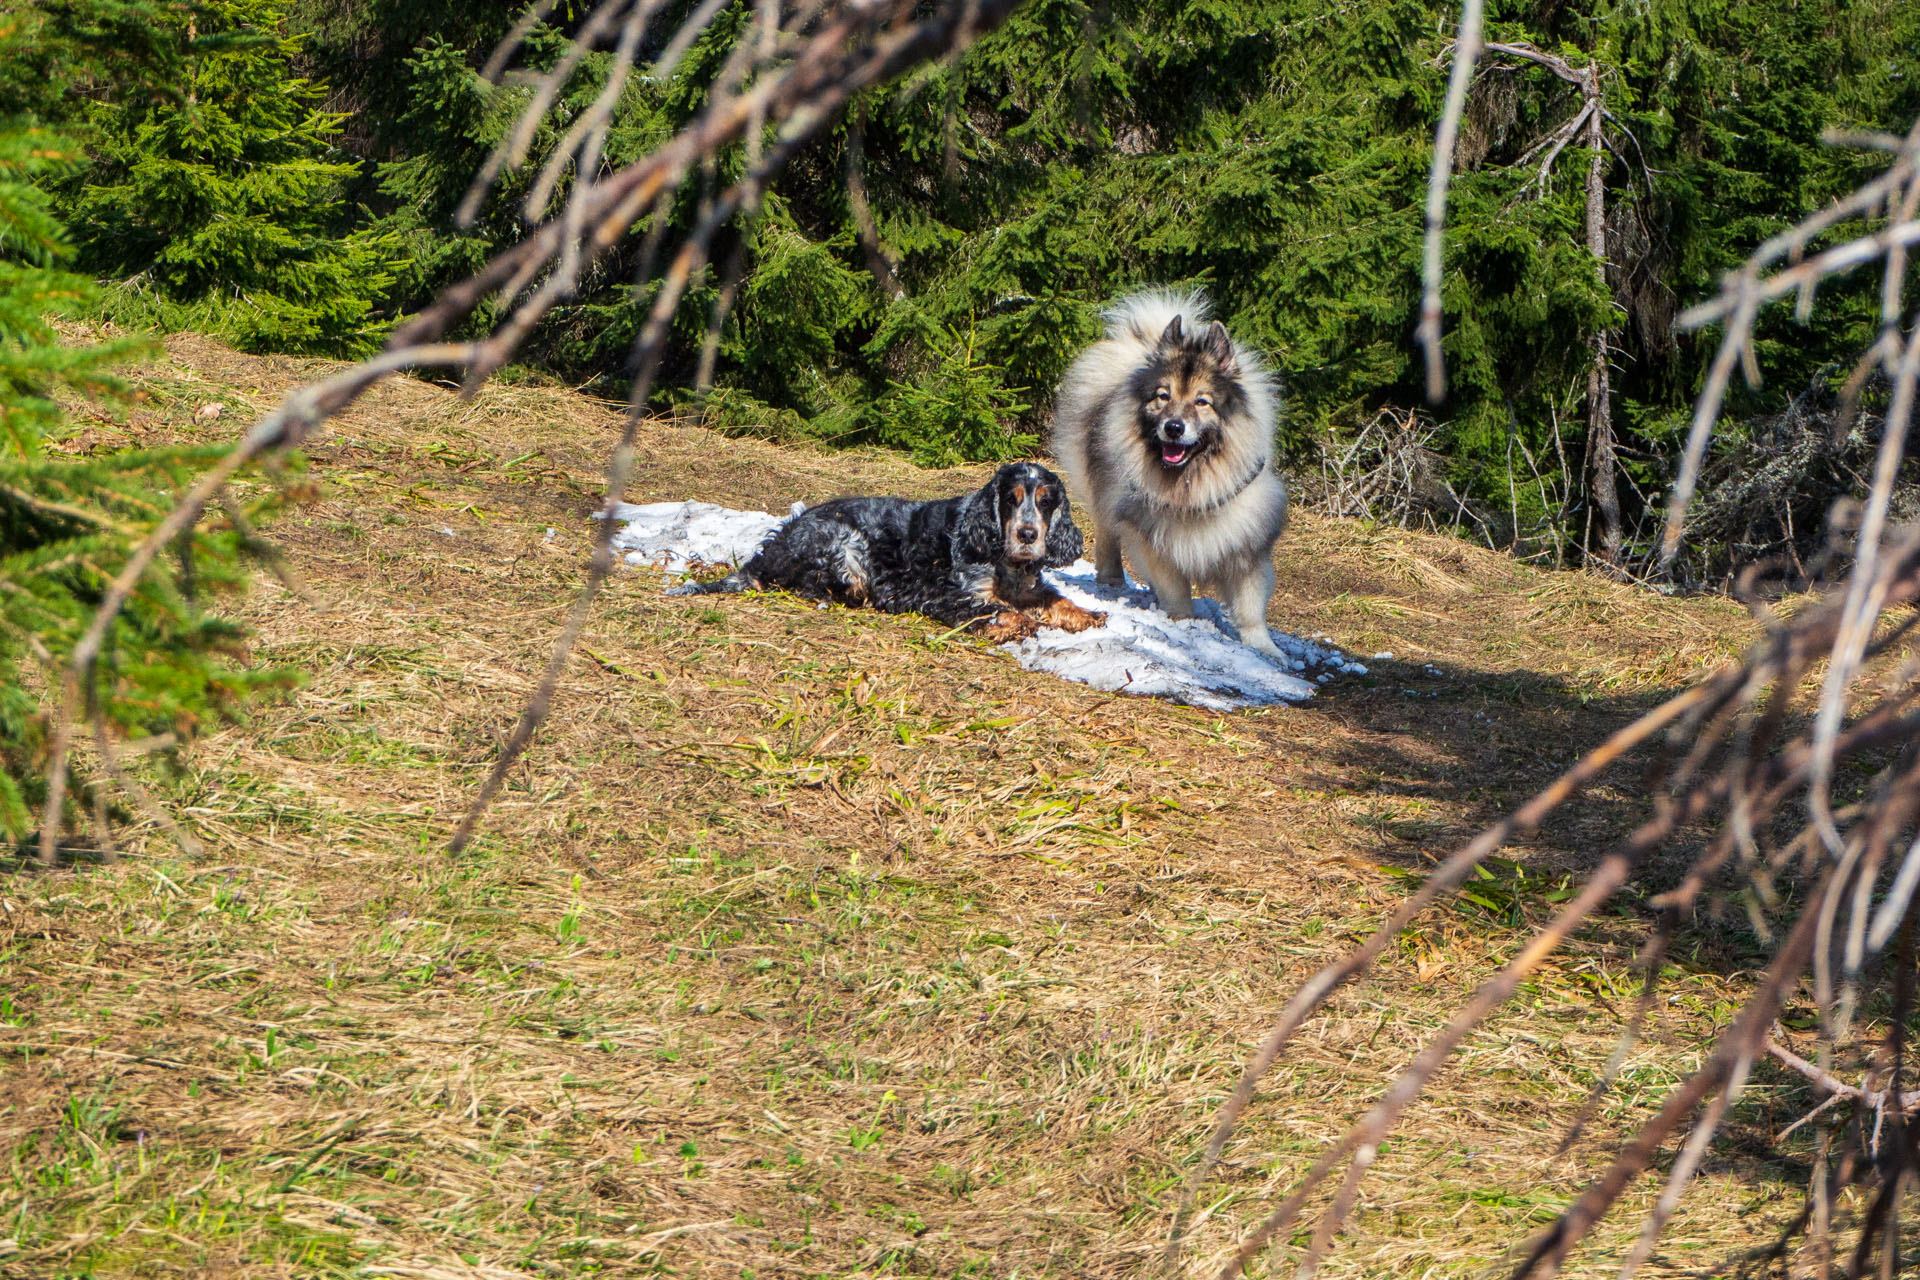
(289, 0), (1920, 568)
(1, 2), (291, 849)
(67, 0), (397, 354)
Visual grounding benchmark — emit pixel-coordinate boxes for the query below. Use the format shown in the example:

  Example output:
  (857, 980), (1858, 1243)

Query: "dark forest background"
(10, 0), (1920, 582)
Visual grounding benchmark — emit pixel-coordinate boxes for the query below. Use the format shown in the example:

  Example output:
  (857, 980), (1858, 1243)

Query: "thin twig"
(1414, 0), (1487, 402)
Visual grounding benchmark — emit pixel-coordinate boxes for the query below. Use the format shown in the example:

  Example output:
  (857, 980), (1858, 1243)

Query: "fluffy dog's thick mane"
(1054, 288), (1279, 521)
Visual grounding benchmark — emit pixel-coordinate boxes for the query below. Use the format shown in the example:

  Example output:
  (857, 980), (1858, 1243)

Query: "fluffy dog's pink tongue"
(1160, 443), (1189, 466)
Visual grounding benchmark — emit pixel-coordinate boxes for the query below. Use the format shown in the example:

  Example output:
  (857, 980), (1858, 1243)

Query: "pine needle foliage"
(0, 3), (294, 848)
(863, 318), (1034, 467)
(64, 0), (400, 355)
(279, 0), (1918, 568)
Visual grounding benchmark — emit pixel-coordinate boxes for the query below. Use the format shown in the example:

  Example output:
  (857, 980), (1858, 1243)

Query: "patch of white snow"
(604, 500), (784, 572)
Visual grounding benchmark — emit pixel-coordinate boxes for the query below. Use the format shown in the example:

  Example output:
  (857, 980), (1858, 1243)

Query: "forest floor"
(2, 334), (1830, 1279)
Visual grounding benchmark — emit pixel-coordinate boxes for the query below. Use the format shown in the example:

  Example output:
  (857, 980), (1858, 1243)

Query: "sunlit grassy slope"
(3, 335), (1823, 1280)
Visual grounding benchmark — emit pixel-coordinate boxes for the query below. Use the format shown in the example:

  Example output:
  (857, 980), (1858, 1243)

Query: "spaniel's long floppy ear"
(954, 473), (1008, 567)
(1044, 490), (1085, 568)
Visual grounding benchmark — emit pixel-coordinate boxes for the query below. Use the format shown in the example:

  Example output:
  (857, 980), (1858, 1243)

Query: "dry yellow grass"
(1, 335), (1821, 1280)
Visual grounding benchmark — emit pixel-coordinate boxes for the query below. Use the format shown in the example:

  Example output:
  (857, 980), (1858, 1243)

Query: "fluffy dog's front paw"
(1242, 630), (1284, 660)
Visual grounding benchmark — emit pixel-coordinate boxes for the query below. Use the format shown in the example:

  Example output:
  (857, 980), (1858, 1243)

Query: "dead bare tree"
(1434, 37), (1634, 570)
(29, 0), (1023, 864)
(1490, 41), (1626, 574)
(1169, 5), (1920, 1269)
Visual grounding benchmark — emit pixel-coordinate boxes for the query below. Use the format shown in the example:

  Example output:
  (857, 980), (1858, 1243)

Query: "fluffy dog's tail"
(1102, 287), (1214, 347)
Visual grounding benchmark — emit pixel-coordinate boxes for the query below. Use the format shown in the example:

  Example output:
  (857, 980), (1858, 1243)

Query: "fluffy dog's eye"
(1195, 394), (1212, 408)
(1155, 387), (1170, 401)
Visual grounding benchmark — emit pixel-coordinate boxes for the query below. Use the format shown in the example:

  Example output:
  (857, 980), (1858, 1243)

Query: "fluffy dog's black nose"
(1017, 525), (1039, 544)
(1159, 418), (1186, 441)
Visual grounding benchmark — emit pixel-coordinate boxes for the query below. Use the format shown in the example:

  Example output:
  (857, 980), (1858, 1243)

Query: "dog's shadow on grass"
(1039, 569), (1712, 910)
(1251, 642), (1745, 925)
(1252, 627), (1832, 1209)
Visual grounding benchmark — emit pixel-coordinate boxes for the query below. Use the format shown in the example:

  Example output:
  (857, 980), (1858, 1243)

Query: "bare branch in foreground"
(37, 341), (481, 863)
(1413, 0), (1486, 403)
(1661, 117), (1920, 564)
(37, 0), (1025, 863)
(1176, 110), (1920, 1279)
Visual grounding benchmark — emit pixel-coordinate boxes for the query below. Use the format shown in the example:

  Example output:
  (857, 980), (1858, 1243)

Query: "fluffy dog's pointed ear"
(1203, 320), (1237, 375)
(955, 479), (1005, 565)
(1158, 315), (1185, 349)
(1044, 495), (1085, 568)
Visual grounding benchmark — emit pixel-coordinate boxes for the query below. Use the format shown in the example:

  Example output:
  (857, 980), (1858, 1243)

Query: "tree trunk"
(1581, 79), (1623, 571)
(1478, 44), (1626, 572)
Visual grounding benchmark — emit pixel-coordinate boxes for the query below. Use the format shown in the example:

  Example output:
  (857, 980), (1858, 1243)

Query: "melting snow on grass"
(606, 499), (799, 572)
(608, 500), (1366, 710)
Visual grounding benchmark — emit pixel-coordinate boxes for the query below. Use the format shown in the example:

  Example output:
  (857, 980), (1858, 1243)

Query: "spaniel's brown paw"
(979, 611), (1041, 643)
(1043, 600), (1106, 633)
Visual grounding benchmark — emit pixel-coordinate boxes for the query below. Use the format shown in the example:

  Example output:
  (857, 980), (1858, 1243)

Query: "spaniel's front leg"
(1033, 594), (1106, 634)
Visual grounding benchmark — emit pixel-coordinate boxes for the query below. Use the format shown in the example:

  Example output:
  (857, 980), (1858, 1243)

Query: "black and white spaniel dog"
(673, 462), (1106, 642)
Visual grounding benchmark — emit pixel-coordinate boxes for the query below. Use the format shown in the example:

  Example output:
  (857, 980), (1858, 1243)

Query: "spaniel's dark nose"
(1016, 525), (1039, 545)
(1158, 418), (1186, 441)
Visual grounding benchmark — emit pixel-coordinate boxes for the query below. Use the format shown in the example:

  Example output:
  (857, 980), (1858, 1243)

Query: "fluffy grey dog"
(1050, 288), (1288, 657)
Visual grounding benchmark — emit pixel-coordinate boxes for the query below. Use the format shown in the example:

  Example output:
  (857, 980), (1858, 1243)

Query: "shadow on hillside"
(1259, 650), (1844, 1213)
(1275, 652), (1756, 947)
